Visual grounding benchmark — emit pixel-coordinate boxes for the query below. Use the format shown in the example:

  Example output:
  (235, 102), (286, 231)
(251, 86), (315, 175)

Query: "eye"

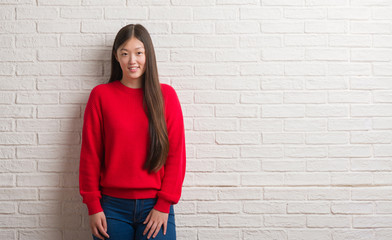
(121, 53), (127, 56)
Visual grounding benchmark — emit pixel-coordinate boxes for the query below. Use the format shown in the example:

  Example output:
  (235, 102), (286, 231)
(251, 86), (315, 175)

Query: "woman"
(79, 24), (186, 240)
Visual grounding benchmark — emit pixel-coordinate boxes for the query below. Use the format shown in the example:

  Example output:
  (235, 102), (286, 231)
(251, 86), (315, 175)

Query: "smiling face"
(115, 37), (146, 88)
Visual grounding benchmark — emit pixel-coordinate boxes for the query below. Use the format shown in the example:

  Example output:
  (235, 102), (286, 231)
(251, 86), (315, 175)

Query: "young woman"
(79, 24), (186, 240)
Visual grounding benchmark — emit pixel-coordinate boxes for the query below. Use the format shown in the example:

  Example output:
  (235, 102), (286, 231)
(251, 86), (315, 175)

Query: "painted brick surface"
(1, 0), (392, 239)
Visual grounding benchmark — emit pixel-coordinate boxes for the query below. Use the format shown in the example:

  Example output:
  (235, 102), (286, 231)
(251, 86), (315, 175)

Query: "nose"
(129, 54), (137, 64)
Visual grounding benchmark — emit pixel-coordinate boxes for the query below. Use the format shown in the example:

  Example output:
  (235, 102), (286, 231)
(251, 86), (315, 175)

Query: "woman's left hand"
(143, 208), (169, 239)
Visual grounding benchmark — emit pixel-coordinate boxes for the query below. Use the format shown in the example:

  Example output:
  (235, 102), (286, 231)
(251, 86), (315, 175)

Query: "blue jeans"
(92, 194), (176, 240)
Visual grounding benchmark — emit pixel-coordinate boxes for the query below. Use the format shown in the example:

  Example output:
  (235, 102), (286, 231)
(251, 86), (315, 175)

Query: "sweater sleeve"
(79, 86), (104, 215)
(153, 85), (186, 213)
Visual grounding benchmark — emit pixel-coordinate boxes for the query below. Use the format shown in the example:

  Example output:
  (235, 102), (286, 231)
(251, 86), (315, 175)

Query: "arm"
(153, 85), (186, 213)
(79, 86), (104, 215)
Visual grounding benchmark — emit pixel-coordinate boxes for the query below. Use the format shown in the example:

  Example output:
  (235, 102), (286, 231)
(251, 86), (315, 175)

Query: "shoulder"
(90, 83), (110, 98)
(160, 83), (176, 95)
(160, 83), (179, 100)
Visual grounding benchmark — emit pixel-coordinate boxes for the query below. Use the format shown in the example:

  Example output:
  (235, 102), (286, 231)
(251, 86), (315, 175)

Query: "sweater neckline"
(113, 80), (143, 94)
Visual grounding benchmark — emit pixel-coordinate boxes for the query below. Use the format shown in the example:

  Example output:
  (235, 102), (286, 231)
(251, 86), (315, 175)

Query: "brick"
(241, 146), (283, 158)
(329, 35), (371, 47)
(150, 7), (191, 20)
(305, 20), (347, 33)
(352, 187), (392, 200)
(16, 92), (58, 104)
(0, 216), (37, 227)
(265, 215), (306, 227)
(306, 132), (348, 144)
(262, 105), (305, 117)
(241, 35), (282, 47)
(331, 202), (373, 214)
(197, 201), (240, 213)
(287, 202), (330, 214)
(308, 187), (350, 200)
(218, 187), (261, 200)
(375, 229), (392, 240)
(195, 7), (237, 20)
(194, 118), (237, 131)
(285, 8), (326, 19)
(328, 91), (370, 103)
(194, 173), (239, 186)
(307, 159), (349, 172)
(241, 173), (284, 186)
(263, 48), (304, 61)
(354, 216), (392, 228)
(244, 230), (287, 240)
(262, 21), (304, 33)
(216, 132), (260, 144)
(176, 215), (217, 227)
(19, 230), (62, 240)
(240, 7), (282, 19)
(0, 21), (35, 33)
(285, 63), (325, 76)
(263, 160), (305, 171)
(285, 119), (326, 132)
(220, 215), (262, 227)
(332, 230), (373, 240)
(288, 230), (330, 240)
(244, 201), (286, 214)
(217, 21), (259, 33)
(107, 7), (146, 20)
(0, 49), (34, 62)
(198, 229), (240, 240)
(285, 34), (326, 46)
(38, 48), (80, 61)
(263, 133), (304, 144)
(241, 119), (282, 131)
(306, 48), (348, 61)
(16, 7), (58, 19)
(351, 22), (391, 34)
(328, 8), (370, 19)
(285, 146), (327, 158)
(242, 63), (284, 75)
(285, 173), (330, 186)
(264, 187), (307, 200)
(195, 91), (238, 104)
(307, 215), (351, 228)
(17, 63), (60, 76)
(216, 159), (260, 172)
(62, 7), (102, 19)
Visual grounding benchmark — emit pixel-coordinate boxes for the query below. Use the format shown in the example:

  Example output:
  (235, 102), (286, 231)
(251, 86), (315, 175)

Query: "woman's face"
(115, 37), (146, 88)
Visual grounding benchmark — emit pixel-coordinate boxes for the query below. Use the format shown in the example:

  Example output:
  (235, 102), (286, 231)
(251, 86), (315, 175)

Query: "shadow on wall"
(57, 53), (110, 239)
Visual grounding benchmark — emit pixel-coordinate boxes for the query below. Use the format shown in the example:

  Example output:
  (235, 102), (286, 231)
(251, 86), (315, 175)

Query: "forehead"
(119, 37), (145, 51)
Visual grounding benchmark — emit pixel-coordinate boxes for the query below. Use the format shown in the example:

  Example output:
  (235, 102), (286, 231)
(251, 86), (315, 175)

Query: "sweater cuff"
(87, 200), (103, 215)
(153, 198), (171, 213)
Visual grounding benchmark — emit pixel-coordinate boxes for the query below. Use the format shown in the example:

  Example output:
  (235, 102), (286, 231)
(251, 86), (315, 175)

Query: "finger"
(102, 216), (107, 232)
(92, 228), (104, 240)
(143, 212), (151, 224)
(147, 222), (158, 239)
(152, 222), (163, 238)
(143, 220), (153, 236)
(98, 223), (110, 238)
(163, 220), (167, 235)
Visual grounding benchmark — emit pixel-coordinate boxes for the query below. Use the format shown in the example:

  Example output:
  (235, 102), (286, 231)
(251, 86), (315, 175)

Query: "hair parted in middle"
(108, 23), (169, 173)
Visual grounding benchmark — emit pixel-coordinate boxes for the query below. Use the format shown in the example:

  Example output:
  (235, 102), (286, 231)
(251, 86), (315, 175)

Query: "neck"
(120, 78), (142, 89)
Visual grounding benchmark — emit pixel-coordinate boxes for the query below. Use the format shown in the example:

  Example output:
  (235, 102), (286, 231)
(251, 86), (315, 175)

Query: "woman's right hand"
(89, 211), (110, 240)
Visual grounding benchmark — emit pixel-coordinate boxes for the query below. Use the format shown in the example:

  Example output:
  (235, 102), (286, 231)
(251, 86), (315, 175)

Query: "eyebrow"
(120, 47), (144, 51)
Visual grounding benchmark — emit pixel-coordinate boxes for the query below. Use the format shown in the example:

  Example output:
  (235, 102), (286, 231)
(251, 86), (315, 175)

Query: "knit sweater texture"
(79, 80), (186, 215)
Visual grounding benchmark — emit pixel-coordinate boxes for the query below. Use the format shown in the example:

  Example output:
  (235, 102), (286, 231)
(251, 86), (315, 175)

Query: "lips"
(128, 66), (139, 72)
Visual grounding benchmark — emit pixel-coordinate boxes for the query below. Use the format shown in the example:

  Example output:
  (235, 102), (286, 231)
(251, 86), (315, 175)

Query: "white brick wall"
(1, 0), (392, 239)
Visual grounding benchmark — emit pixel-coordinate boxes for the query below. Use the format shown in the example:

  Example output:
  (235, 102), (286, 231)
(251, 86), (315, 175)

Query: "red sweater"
(79, 80), (186, 215)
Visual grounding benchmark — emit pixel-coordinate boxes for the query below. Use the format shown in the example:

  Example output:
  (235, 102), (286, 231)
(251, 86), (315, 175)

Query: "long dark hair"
(108, 24), (169, 173)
